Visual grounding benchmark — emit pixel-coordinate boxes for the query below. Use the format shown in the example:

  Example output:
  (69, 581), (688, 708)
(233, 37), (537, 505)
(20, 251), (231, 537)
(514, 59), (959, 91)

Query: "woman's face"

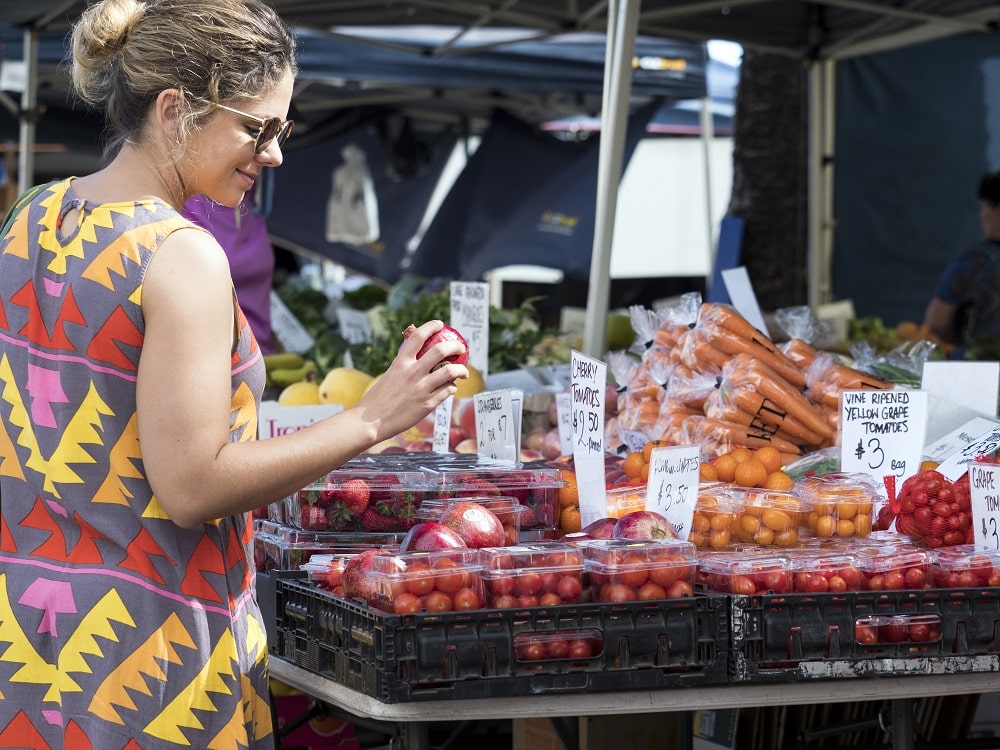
(979, 199), (1000, 242)
(183, 68), (295, 207)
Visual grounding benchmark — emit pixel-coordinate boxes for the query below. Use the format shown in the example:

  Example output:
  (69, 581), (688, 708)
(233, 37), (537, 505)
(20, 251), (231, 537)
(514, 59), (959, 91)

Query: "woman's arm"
(137, 228), (465, 528)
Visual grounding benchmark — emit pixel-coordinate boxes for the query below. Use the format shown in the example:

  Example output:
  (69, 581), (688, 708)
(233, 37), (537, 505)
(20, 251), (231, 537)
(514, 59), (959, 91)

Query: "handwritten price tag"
(936, 423), (1000, 482)
(646, 444), (700, 540)
(473, 389), (517, 464)
(432, 396), (454, 454)
(450, 281), (489, 377)
(840, 389), (928, 483)
(555, 392), (573, 456)
(970, 462), (1000, 551)
(335, 307), (372, 344)
(571, 350), (607, 527)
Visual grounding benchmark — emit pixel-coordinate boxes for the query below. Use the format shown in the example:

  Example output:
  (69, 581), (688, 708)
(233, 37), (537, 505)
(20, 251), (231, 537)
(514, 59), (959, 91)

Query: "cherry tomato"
(423, 590), (453, 612)
(568, 639), (593, 659)
(517, 639), (546, 661)
(637, 581), (668, 600)
(666, 580), (694, 598)
(556, 575), (583, 602)
(453, 587), (480, 610)
(909, 623), (932, 642)
(492, 594), (518, 609)
(545, 638), (570, 658)
(855, 624), (877, 645)
(539, 592), (562, 607)
(515, 573), (542, 597)
(392, 592), (422, 614)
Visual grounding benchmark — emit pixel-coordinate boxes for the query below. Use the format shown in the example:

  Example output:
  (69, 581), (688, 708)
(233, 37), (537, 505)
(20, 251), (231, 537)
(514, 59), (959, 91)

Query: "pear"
(278, 380), (321, 406)
(318, 367), (374, 408)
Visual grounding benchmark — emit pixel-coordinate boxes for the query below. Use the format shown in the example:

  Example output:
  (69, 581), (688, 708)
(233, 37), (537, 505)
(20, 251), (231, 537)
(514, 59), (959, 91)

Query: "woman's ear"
(154, 88), (184, 146)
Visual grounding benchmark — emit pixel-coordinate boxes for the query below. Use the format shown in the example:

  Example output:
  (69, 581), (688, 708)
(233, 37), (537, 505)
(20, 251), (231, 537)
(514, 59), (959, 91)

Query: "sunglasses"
(213, 102), (294, 154)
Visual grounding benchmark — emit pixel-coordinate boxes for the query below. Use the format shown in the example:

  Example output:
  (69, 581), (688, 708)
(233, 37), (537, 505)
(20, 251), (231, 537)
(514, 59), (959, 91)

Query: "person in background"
(0, 0), (466, 748)
(923, 169), (1000, 359)
(184, 181), (278, 352)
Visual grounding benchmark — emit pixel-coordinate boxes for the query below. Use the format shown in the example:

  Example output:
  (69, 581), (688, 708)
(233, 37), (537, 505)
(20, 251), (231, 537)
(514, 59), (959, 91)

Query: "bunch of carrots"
(611, 300), (893, 463)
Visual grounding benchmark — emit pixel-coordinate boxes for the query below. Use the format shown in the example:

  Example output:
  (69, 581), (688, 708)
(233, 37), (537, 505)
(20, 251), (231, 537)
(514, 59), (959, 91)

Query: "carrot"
(697, 417), (804, 456)
(699, 303), (782, 355)
(728, 388), (829, 446)
(707, 325), (807, 388)
(782, 338), (819, 368)
(705, 393), (821, 451)
(723, 353), (833, 440)
(686, 338), (728, 373)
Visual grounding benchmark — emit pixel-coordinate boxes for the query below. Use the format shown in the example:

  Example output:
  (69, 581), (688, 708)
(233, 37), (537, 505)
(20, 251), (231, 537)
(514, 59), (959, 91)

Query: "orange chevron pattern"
(0, 180), (271, 748)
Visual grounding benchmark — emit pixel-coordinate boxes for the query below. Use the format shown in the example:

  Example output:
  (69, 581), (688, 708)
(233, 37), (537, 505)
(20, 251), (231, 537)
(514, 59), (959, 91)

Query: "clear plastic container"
(604, 485), (646, 519)
(300, 552), (352, 593)
(786, 551), (862, 593)
(733, 489), (809, 547)
(478, 542), (586, 607)
(582, 539), (696, 601)
(415, 496), (525, 547)
(254, 526), (403, 572)
(689, 487), (744, 550)
(370, 547), (486, 614)
(855, 614), (942, 645)
(513, 628), (603, 662)
(930, 546), (1000, 588)
(855, 546), (932, 591)
(698, 552), (793, 595)
(796, 474), (876, 539)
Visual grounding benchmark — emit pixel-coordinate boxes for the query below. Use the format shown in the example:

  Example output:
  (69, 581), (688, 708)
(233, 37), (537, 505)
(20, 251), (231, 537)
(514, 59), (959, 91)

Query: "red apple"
(519, 448), (543, 462)
(440, 500), (506, 548)
(399, 522), (468, 552)
(341, 549), (386, 607)
(417, 324), (469, 366)
(612, 510), (678, 541)
(582, 517), (617, 540)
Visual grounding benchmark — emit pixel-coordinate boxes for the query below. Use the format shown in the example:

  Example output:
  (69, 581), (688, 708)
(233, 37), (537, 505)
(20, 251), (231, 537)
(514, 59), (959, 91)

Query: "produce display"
(259, 289), (1000, 704)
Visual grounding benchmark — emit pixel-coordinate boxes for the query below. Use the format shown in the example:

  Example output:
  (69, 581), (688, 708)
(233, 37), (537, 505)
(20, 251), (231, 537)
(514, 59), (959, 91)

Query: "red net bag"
(893, 469), (973, 548)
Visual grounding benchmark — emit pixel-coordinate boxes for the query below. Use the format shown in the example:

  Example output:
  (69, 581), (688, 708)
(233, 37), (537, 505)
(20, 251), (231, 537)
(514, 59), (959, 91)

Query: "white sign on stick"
(432, 396), (454, 454)
(571, 350), (607, 527)
(840, 389), (928, 483)
(969, 462), (1000, 551)
(450, 281), (490, 377)
(720, 267), (769, 335)
(935, 423), (1000, 482)
(473, 389), (518, 464)
(645, 444), (700, 539)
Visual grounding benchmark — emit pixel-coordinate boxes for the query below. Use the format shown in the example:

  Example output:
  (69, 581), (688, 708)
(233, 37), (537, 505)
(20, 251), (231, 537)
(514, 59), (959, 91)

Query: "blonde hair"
(71, 0), (297, 157)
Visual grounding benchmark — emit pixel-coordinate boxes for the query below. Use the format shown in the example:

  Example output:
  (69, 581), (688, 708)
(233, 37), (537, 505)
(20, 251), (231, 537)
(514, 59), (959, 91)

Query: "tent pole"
(699, 92), (715, 290)
(582, 0), (640, 358)
(807, 58), (837, 310)
(820, 58), (836, 307)
(18, 26), (38, 193)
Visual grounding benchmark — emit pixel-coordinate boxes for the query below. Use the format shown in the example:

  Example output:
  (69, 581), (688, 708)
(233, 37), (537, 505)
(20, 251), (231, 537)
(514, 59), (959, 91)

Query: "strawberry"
(518, 505), (537, 528)
(361, 504), (398, 532)
(316, 488), (337, 508)
(338, 478), (371, 515)
(298, 504), (328, 531)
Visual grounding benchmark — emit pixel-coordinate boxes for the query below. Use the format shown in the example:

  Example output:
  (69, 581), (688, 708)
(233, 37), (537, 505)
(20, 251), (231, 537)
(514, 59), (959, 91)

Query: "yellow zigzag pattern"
(89, 611), (196, 724)
(0, 576), (134, 703)
(230, 381), (257, 443)
(94, 412), (144, 507)
(0, 353), (115, 499)
(144, 629), (241, 744)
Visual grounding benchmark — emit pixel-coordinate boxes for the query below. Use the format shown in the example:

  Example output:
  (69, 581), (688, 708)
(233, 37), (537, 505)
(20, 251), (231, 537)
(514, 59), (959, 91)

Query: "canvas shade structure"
(2, 0), (999, 353)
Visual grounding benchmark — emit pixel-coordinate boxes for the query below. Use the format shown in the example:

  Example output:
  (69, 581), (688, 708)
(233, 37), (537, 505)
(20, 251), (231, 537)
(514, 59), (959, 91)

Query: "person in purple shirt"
(184, 183), (278, 352)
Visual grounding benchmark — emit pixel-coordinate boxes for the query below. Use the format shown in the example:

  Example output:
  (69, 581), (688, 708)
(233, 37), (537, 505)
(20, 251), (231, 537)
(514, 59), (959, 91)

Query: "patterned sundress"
(0, 179), (272, 749)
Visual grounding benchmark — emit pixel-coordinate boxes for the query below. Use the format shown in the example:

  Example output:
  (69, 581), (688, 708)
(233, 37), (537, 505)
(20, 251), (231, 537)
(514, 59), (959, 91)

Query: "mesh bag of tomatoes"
(893, 470), (973, 548)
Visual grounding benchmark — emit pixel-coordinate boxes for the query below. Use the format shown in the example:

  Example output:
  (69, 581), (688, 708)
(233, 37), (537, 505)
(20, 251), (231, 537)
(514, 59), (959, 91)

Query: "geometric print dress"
(0, 178), (273, 749)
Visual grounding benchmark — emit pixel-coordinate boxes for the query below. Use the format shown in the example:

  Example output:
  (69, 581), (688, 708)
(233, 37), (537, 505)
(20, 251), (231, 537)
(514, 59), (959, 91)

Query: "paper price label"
(555, 392), (573, 456)
(335, 307), (372, 344)
(473, 389), (517, 463)
(432, 397), (454, 454)
(450, 281), (489, 377)
(571, 350), (607, 526)
(269, 291), (315, 355)
(646, 444), (700, 540)
(935, 424), (1000, 482)
(840, 389), (928, 482)
(970, 462), (1000, 551)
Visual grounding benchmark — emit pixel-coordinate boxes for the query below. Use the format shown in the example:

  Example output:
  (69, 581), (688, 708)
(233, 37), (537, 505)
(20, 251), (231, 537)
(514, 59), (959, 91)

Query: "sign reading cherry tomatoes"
(571, 350), (606, 527)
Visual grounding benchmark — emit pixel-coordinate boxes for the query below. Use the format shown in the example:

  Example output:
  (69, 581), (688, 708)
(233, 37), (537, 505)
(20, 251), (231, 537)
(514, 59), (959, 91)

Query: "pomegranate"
(440, 500), (506, 548)
(582, 517), (617, 540)
(341, 549), (386, 607)
(417, 324), (469, 366)
(612, 510), (678, 541)
(399, 522), (468, 552)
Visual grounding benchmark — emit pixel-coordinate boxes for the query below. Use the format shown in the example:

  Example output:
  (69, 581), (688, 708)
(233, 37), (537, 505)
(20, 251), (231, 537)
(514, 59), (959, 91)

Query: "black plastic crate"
(272, 575), (729, 702)
(730, 587), (1000, 682)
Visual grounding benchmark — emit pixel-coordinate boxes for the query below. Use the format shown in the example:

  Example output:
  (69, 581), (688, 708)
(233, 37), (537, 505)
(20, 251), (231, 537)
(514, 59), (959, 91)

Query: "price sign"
(258, 401), (342, 439)
(969, 462), (1000, 551)
(473, 389), (517, 463)
(432, 396), (454, 454)
(269, 291), (315, 354)
(555, 392), (574, 456)
(450, 281), (489, 377)
(935, 423), (1000, 482)
(840, 389), (928, 483)
(646, 444), (700, 540)
(335, 307), (372, 344)
(571, 350), (607, 527)
(619, 427), (649, 455)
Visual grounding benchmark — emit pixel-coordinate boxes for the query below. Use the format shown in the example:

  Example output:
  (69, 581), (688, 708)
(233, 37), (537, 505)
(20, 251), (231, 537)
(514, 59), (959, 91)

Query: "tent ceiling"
(2, 1), (997, 61)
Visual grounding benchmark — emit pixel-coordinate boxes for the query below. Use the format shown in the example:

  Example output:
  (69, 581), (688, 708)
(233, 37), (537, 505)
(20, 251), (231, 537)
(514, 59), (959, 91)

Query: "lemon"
(454, 364), (486, 399)
(277, 380), (321, 406)
(318, 367), (374, 408)
(606, 312), (635, 351)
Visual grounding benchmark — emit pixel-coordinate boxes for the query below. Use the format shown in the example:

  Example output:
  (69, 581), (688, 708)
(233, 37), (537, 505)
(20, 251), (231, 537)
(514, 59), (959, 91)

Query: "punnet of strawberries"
(893, 469), (973, 548)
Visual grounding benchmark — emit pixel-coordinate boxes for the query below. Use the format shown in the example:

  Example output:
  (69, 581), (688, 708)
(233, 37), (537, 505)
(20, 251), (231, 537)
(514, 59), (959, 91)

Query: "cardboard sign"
(450, 281), (490, 377)
(840, 389), (927, 482)
(645, 444), (700, 539)
(571, 350), (607, 527)
(258, 401), (342, 440)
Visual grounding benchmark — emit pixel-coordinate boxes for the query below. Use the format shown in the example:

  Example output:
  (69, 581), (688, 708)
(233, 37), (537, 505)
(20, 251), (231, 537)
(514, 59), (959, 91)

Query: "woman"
(0, 0), (466, 747)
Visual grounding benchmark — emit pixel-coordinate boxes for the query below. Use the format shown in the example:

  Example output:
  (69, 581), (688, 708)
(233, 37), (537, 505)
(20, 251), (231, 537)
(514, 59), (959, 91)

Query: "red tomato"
(517, 594), (540, 607)
(539, 572), (561, 594)
(649, 564), (681, 588)
(539, 592), (562, 607)
(666, 580), (694, 598)
(453, 586), (480, 610)
(545, 638), (570, 658)
(903, 567), (926, 589)
(855, 624), (877, 645)
(637, 581), (668, 600)
(556, 575), (583, 602)
(908, 623), (932, 642)
(515, 573), (542, 597)
(883, 570), (906, 590)
(423, 590), (453, 612)
(729, 575), (756, 595)
(392, 592), (422, 614)
(517, 639), (546, 661)
(404, 562), (435, 596)
(487, 576), (515, 596)
(432, 558), (469, 594)
(493, 594), (518, 609)
(879, 620), (909, 643)
(568, 638), (594, 659)
(601, 583), (636, 602)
